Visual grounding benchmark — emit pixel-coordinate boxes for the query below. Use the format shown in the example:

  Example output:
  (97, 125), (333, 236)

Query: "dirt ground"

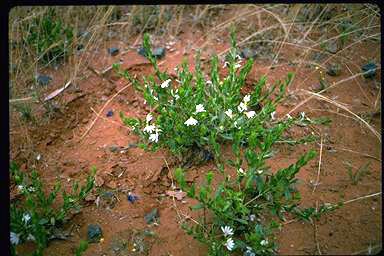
(9, 5), (381, 256)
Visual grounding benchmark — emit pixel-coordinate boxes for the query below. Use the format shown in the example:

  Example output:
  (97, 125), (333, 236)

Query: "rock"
(326, 62), (341, 76)
(153, 47), (165, 59)
(106, 110), (113, 117)
(137, 47), (165, 59)
(107, 47), (119, 56)
(87, 224), (102, 243)
(137, 47), (149, 57)
(127, 192), (139, 203)
(77, 44), (84, 51)
(241, 48), (257, 59)
(109, 144), (119, 153)
(325, 39), (339, 54)
(361, 63), (376, 79)
(37, 75), (52, 86)
(144, 208), (159, 224)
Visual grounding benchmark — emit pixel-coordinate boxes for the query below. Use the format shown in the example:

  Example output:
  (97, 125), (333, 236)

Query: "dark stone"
(137, 47), (149, 57)
(127, 193), (139, 203)
(144, 208), (159, 224)
(37, 75), (52, 86)
(326, 62), (341, 76)
(106, 110), (113, 117)
(361, 63), (376, 79)
(107, 47), (119, 56)
(241, 48), (257, 59)
(137, 47), (165, 59)
(77, 44), (84, 50)
(153, 47), (165, 59)
(87, 224), (102, 243)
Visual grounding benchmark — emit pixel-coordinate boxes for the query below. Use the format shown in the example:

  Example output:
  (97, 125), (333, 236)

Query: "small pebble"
(241, 47), (257, 59)
(107, 47), (119, 56)
(326, 62), (341, 76)
(361, 63), (376, 79)
(106, 110), (113, 117)
(153, 47), (165, 59)
(127, 193), (139, 203)
(87, 224), (103, 243)
(37, 75), (52, 86)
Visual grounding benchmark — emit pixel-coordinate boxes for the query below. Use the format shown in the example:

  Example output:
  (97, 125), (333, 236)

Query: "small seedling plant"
(117, 28), (339, 255)
(10, 162), (95, 256)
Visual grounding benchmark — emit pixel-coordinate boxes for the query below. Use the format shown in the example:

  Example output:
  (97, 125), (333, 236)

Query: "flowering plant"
(117, 28), (337, 255)
(9, 162), (95, 256)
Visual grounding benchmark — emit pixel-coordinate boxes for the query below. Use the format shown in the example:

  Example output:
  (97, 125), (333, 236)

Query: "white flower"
(236, 55), (242, 60)
(219, 125), (224, 130)
(249, 214), (255, 221)
(195, 104), (206, 113)
(257, 170), (263, 175)
(146, 113), (153, 123)
(270, 111), (276, 120)
(225, 109), (233, 119)
(22, 213), (31, 223)
(206, 80), (212, 86)
(237, 102), (247, 113)
(27, 234), (35, 241)
(185, 116), (198, 126)
(221, 226), (234, 237)
(219, 80), (223, 85)
(234, 121), (240, 129)
(144, 84), (148, 88)
(36, 154), (41, 161)
(10, 232), (20, 245)
(149, 130), (160, 143)
(224, 237), (235, 251)
(28, 187), (35, 192)
(153, 96), (158, 101)
(143, 100), (147, 105)
(245, 111), (256, 118)
(260, 239), (268, 246)
(246, 246), (255, 256)
(143, 124), (156, 133)
(174, 95), (180, 100)
(223, 61), (230, 68)
(18, 185), (24, 191)
(234, 63), (241, 69)
(243, 95), (251, 104)
(161, 79), (171, 88)
(237, 168), (245, 175)
(286, 113), (292, 119)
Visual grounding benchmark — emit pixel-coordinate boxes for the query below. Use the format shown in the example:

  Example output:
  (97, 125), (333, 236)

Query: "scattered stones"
(241, 48), (258, 59)
(87, 224), (103, 243)
(361, 63), (377, 79)
(144, 208), (159, 224)
(106, 110), (113, 117)
(37, 75), (52, 86)
(326, 62), (342, 76)
(107, 47), (119, 56)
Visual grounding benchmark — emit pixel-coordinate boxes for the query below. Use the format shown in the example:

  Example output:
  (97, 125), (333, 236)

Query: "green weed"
(116, 28), (334, 255)
(343, 160), (371, 185)
(24, 7), (73, 65)
(10, 162), (96, 256)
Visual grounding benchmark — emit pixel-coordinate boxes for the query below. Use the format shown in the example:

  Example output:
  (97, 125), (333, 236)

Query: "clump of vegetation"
(344, 160), (371, 185)
(10, 162), (95, 256)
(24, 7), (73, 65)
(116, 28), (339, 255)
